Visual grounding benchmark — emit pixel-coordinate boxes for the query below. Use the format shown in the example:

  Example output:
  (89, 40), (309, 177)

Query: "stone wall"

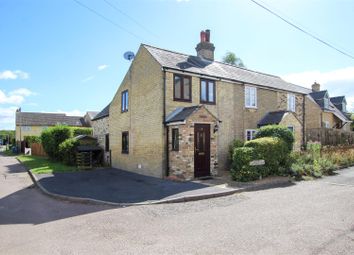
(92, 117), (110, 165)
(168, 107), (218, 180)
(109, 46), (165, 178)
(279, 112), (303, 150)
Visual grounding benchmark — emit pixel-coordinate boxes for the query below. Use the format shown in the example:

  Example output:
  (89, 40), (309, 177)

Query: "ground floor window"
(245, 129), (257, 141)
(172, 128), (179, 151)
(122, 132), (129, 154)
(287, 126), (294, 133)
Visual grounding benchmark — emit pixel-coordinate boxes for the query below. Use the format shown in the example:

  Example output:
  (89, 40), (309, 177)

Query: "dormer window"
(342, 102), (347, 112)
(324, 96), (329, 109)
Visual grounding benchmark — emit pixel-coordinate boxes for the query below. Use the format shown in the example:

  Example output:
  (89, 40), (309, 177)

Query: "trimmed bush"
(58, 138), (79, 165)
(231, 147), (264, 182)
(24, 136), (41, 146)
(41, 125), (72, 160)
(72, 127), (92, 137)
(244, 137), (290, 176)
(228, 139), (244, 161)
(255, 125), (294, 152)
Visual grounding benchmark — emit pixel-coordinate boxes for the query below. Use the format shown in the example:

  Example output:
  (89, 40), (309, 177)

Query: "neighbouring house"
(306, 82), (352, 132)
(15, 109), (96, 151)
(91, 103), (110, 165)
(104, 29), (311, 180)
(84, 111), (99, 127)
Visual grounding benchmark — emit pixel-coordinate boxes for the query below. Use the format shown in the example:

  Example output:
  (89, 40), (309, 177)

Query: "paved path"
(1, 154), (354, 254)
(33, 168), (238, 204)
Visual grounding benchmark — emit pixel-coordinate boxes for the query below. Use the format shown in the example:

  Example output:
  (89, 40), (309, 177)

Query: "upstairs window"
(122, 132), (129, 154)
(342, 102), (347, 112)
(172, 128), (179, 151)
(121, 90), (129, 112)
(245, 86), (257, 108)
(200, 79), (216, 104)
(287, 93), (296, 112)
(174, 74), (191, 101)
(323, 93), (329, 109)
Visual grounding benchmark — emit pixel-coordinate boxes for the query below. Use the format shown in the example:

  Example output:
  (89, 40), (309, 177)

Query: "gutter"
(162, 68), (169, 177)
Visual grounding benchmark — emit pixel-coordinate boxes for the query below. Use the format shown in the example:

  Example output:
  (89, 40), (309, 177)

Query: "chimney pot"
(312, 82), (320, 92)
(196, 29), (215, 61)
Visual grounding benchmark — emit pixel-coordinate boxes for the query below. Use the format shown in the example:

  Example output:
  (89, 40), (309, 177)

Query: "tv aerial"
(123, 51), (135, 61)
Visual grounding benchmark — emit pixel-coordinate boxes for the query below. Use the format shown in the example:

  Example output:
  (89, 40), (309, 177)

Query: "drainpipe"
(302, 95), (306, 149)
(163, 68), (169, 177)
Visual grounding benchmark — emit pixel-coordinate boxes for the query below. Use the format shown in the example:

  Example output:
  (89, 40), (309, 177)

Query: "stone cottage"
(102, 30), (311, 180)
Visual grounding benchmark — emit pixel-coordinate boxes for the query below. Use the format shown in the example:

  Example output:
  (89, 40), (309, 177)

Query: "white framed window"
(245, 129), (257, 141)
(324, 121), (330, 128)
(342, 102), (347, 112)
(21, 126), (31, 131)
(245, 86), (257, 108)
(288, 126), (294, 133)
(287, 93), (296, 112)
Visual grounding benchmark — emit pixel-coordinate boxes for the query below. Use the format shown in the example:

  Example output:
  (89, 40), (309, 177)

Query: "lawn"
(17, 155), (76, 174)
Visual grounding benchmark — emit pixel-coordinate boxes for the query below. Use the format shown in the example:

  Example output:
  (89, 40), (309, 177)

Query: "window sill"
(245, 106), (258, 109)
(200, 101), (216, 105)
(173, 98), (192, 102)
(121, 151), (129, 154)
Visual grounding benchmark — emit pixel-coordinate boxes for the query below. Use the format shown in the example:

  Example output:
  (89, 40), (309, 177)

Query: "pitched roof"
(308, 92), (351, 122)
(92, 103), (110, 121)
(86, 111), (99, 120)
(330, 96), (345, 105)
(143, 44), (311, 95)
(309, 90), (328, 101)
(165, 106), (200, 123)
(258, 111), (289, 126)
(16, 112), (87, 127)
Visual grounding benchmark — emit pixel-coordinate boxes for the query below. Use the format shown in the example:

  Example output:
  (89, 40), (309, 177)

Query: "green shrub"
(41, 125), (72, 160)
(228, 139), (244, 161)
(24, 136), (41, 146)
(72, 127), (92, 137)
(255, 125), (294, 152)
(58, 138), (79, 165)
(230, 147), (265, 182)
(306, 142), (321, 160)
(244, 137), (290, 176)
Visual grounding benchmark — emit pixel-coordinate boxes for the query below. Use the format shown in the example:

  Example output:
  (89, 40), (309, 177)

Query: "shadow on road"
(0, 185), (113, 225)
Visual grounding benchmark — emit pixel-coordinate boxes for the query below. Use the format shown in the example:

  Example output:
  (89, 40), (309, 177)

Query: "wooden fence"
(306, 128), (354, 146)
(30, 143), (47, 157)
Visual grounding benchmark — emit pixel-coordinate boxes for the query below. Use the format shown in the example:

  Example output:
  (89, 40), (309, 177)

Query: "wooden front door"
(194, 124), (211, 178)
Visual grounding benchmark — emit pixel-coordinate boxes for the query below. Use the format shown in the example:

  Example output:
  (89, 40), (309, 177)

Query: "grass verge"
(17, 155), (76, 174)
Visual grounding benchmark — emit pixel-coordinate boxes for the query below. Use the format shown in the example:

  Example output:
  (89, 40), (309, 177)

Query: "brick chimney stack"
(196, 29), (215, 61)
(312, 82), (320, 92)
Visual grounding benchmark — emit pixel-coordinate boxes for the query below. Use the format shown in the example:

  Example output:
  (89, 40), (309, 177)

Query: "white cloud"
(9, 88), (36, 97)
(282, 66), (354, 112)
(82, 76), (95, 83)
(0, 106), (17, 129)
(0, 70), (30, 80)
(0, 88), (36, 105)
(97, 64), (109, 71)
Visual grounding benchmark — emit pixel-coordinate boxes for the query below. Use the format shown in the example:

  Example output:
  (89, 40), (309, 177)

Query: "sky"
(1, 0), (354, 130)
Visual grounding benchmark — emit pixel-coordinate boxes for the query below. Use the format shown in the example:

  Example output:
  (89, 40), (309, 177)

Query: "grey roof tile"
(92, 103), (110, 121)
(143, 44), (311, 95)
(16, 112), (87, 127)
(258, 111), (288, 126)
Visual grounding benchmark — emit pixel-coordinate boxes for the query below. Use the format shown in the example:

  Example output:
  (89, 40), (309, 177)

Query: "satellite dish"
(124, 51), (135, 61)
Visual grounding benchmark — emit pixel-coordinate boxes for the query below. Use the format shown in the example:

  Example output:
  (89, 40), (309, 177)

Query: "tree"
(222, 51), (245, 67)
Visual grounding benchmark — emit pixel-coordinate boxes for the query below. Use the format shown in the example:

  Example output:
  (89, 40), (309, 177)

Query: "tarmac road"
(1, 154), (354, 255)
